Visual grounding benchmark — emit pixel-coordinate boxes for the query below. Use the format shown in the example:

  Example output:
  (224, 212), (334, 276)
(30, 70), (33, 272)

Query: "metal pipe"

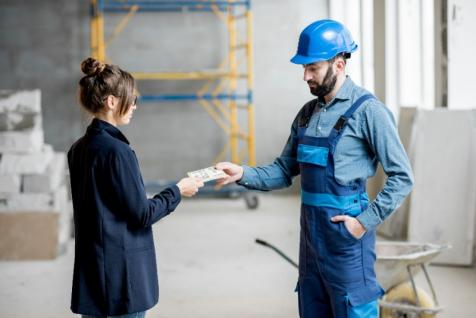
(407, 264), (422, 307)
(421, 263), (439, 306)
(131, 71), (247, 80)
(139, 94), (250, 101)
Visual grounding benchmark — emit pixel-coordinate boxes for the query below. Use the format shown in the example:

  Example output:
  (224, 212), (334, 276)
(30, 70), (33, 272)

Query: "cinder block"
(0, 90), (41, 114)
(0, 184), (71, 260)
(23, 152), (66, 193)
(0, 192), (55, 212)
(0, 212), (59, 260)
(0, 144), (52, 174)
(0, 112), (41, 132)
(0, 128), (44, 153)
(55, 185), (69, 213)
(58, 200), (73, 255)
(0, 174), (21, 193)
(0, 183), (67, 212)
(0, 90), (42, 132)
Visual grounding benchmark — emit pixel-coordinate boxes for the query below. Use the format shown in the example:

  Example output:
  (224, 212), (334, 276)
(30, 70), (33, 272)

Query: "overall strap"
(329, 94), (374, 147)
(298, 98), (318, 128)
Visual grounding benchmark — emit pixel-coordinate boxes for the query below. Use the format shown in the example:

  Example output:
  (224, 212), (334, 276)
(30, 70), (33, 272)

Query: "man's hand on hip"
(214, 162), (244, 188)
(331, 215), (367, 239)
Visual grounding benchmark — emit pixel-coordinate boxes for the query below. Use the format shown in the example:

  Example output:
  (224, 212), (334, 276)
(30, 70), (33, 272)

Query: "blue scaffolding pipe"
(99, 0), (250, 12)
(139, 92), (252, 102)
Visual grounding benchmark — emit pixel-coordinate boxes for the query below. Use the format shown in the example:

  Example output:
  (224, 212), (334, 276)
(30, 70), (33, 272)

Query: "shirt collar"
(334, 76), (354, 101)
(87, 118), (130, 145)
(318, 76), (355, 107)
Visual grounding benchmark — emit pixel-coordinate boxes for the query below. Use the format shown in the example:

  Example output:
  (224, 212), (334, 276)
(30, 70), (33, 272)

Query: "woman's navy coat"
(68, 118), (181, 316)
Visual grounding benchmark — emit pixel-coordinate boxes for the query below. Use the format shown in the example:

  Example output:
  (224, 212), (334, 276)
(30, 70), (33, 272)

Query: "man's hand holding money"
(214, 162), (244, 188)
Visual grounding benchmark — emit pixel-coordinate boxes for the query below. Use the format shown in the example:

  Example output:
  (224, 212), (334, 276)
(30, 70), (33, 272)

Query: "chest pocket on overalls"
(297, 144), (329, 167)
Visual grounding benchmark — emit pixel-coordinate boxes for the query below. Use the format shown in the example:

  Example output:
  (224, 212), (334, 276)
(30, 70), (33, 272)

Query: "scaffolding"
(90, 0), (255, 167)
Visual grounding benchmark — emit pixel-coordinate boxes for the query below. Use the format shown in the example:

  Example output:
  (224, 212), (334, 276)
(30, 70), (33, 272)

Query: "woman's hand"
(176, 177), (204, 197)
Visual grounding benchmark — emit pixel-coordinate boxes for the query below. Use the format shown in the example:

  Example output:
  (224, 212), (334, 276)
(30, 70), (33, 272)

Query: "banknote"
(187, 166), (227, 182)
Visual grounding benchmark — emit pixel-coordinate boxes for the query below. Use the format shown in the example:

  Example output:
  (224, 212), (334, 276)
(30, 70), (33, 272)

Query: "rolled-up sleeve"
(356, 102), (414, 230)
(109, 149), (181, 228)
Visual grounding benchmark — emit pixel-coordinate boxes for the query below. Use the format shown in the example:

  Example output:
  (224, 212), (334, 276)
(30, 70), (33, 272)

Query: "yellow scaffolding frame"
(90, 0), (255, 166)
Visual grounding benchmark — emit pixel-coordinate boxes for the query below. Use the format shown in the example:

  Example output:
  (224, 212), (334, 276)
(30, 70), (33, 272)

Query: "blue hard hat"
(290, 19), (358, 65)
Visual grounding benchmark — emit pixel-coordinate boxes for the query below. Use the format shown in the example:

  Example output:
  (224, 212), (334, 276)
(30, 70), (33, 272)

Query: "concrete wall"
(0, 0), (89, 153)
(0, 0), (327, 181)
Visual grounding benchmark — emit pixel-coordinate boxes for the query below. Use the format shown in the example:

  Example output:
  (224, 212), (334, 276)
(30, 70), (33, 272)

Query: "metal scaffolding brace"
(90, 0), (255, 168)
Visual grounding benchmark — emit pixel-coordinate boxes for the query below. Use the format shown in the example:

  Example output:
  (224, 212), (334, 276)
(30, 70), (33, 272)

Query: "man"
(216, 19), (414, 318)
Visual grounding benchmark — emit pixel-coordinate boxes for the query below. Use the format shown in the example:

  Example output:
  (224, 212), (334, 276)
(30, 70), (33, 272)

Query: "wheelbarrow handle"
(255, 238), (299, 269)
(255, 238), (269, 246)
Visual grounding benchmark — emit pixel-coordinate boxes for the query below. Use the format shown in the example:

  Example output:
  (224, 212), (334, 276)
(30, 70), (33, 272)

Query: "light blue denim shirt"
(238, 77), (414, 230)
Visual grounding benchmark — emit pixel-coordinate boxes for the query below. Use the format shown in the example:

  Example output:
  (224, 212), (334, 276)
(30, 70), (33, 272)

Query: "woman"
(68, 57), (203, 318)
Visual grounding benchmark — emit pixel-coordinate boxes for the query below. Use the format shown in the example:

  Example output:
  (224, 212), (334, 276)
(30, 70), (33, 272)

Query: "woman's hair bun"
(81, 57), (106, 76)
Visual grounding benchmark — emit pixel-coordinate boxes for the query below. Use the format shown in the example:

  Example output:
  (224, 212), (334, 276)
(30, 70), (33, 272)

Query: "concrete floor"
(0, 195), (475, 317)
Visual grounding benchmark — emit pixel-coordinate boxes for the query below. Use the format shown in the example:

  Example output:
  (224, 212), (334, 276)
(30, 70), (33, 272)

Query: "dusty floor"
(0, 195), (475, 317)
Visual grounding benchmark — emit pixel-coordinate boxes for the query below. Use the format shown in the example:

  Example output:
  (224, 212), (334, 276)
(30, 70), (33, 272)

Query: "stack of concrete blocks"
(0, 90), (72, 260)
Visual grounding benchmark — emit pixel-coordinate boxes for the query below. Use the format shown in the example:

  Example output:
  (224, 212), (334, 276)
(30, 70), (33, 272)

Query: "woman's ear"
(104, 95), (117, 111)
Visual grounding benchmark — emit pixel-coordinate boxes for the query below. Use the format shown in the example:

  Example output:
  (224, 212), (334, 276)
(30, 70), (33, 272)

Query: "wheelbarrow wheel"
(381, 282), (436, 318)
(244, 193), (259, 210)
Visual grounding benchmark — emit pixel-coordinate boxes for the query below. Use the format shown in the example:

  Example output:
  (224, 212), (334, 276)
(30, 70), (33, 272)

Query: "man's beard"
(308, 64), (337, 99)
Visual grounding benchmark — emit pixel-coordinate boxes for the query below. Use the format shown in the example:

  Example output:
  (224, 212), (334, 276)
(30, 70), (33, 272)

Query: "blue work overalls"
(295, 94), (384, 318)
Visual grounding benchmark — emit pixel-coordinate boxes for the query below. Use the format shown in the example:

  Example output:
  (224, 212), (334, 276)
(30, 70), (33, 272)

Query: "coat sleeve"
(108, 148), (181, 228)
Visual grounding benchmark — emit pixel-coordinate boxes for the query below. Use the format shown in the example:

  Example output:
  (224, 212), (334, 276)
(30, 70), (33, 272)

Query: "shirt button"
(318, 126), (322, 130)
(323, 108), (326, 112)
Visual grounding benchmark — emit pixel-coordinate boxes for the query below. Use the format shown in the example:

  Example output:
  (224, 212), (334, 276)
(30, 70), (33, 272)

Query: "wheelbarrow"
(376, 241), (449, 318)
(255, 239), (449, 317)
